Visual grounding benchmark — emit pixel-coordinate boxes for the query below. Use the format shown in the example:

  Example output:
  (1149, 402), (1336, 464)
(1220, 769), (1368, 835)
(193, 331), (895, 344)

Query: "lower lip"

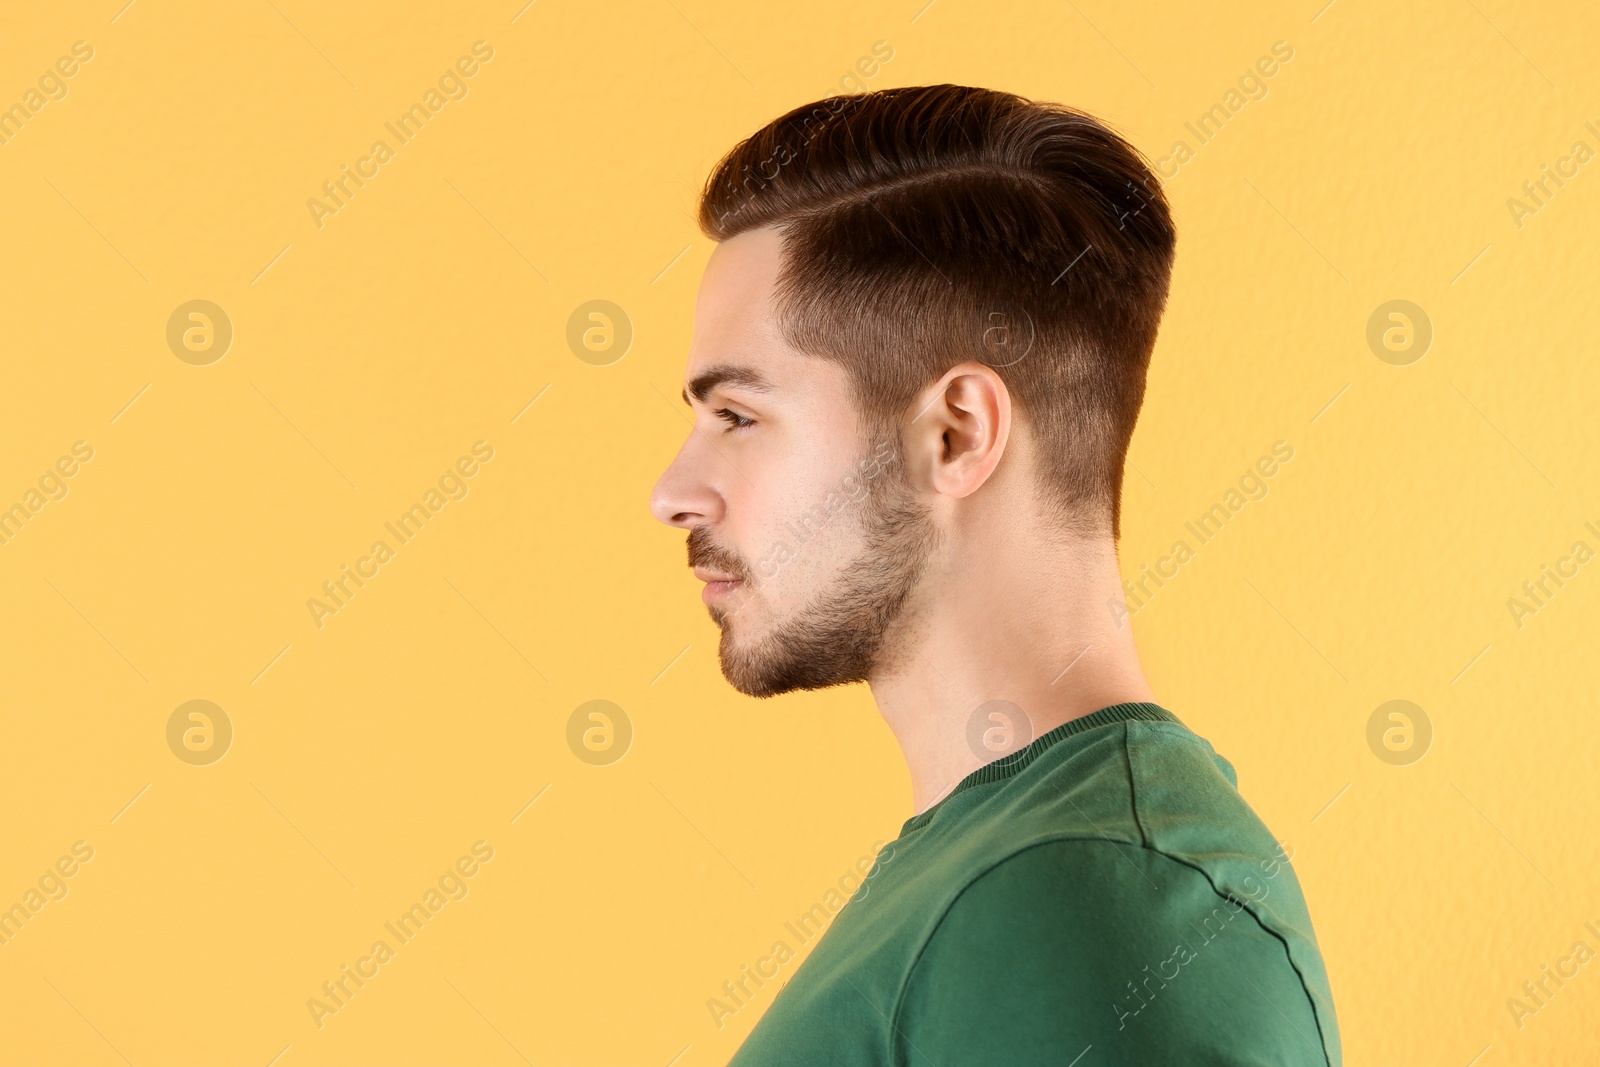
(702, 579), (742, 603)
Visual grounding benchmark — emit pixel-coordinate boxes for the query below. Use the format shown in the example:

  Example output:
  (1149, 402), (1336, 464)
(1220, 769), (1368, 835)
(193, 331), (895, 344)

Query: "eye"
(713, 407), (755, 432)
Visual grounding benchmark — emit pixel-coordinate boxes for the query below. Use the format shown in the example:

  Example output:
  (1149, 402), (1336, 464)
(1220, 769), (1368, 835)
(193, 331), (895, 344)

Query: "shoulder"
(891, 837), (1335, 1065)
(906, 835), (1303, 978)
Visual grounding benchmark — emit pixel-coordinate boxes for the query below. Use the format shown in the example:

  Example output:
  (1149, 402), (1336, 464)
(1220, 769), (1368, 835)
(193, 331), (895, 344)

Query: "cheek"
(730, 427), (870, 589)
(732, 483), (864, 591)
(775, 487), (865, 581)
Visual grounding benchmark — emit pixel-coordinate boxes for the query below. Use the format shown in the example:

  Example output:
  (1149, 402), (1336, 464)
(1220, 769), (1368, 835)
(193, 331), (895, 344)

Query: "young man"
(650, 84), (1341, 1066)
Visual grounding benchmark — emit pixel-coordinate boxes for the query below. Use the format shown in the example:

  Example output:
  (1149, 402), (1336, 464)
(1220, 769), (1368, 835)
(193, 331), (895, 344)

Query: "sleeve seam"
(884, 835), (1333, 1067)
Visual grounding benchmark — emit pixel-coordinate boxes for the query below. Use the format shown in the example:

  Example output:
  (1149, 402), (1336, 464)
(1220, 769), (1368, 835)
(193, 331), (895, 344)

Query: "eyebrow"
(681, 364), (774, 407)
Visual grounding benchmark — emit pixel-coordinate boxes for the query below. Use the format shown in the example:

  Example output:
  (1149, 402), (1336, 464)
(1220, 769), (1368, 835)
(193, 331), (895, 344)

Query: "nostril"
(650, 454), (721, 528)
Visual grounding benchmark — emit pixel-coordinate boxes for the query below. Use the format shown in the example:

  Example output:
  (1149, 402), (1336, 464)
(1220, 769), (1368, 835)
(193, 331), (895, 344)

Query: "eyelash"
(713, 407), (755, 432)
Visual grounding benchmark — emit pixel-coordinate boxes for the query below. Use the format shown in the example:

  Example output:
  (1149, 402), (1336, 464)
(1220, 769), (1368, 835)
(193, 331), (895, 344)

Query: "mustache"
(686, 525), (749, 581)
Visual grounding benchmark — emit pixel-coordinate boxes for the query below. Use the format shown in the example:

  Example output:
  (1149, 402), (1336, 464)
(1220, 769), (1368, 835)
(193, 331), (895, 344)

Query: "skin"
(650, 225), (1155, 814)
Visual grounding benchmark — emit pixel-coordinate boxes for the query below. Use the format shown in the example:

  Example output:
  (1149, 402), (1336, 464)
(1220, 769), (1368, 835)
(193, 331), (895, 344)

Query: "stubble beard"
(703, 436), (940, 698)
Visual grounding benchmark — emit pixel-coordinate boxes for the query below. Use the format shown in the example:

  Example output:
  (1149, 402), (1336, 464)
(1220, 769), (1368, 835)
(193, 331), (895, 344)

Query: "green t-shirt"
(727, 702), (1341, 1066)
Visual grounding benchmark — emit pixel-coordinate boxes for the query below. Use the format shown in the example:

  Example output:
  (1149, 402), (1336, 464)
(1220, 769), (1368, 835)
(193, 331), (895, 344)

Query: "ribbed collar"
(899, 701), (1182, 836)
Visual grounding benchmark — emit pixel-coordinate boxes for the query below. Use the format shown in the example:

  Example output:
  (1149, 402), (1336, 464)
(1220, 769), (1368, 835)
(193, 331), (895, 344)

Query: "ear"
(902, 362), (1012, 500)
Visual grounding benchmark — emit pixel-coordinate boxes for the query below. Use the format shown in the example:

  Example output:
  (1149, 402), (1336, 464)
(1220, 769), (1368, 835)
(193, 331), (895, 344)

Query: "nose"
(650, 432), (725, 529)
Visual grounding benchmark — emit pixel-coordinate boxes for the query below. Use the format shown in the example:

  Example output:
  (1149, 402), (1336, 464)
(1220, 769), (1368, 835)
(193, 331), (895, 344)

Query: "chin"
(715, 623), (789, 699)
(716, 622), (873, 699)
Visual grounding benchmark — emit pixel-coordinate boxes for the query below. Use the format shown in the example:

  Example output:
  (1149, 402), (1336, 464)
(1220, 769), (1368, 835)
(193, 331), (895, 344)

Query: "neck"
(867, 501), (1152, 815)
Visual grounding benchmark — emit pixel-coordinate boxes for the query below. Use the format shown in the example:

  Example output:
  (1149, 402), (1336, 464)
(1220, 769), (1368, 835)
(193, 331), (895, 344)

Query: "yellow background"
(2, 1), (1596, 1064)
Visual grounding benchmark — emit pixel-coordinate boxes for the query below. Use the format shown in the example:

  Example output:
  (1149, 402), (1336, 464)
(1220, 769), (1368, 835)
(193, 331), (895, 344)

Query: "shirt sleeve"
(892, 837), (1334, 1067)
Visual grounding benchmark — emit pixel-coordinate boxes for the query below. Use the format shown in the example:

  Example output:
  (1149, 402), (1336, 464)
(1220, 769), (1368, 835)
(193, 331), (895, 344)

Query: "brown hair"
(697, 84), (1175, 539)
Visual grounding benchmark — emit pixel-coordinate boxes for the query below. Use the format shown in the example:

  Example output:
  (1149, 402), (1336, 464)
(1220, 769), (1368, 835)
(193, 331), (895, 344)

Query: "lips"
(701, 578), (741, 601)
(693, 567), (744, 603)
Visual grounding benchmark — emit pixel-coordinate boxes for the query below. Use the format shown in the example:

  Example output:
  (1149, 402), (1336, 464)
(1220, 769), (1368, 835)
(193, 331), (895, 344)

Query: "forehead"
(682, 227), (797, 403)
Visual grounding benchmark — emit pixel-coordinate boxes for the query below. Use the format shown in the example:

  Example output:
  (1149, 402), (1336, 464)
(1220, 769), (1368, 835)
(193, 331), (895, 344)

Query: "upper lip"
(693, 567), (742, 583)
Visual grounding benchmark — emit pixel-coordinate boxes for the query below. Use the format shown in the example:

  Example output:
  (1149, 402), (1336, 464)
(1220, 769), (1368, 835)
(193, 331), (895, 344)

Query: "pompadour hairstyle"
(697, 83), (1176, 539)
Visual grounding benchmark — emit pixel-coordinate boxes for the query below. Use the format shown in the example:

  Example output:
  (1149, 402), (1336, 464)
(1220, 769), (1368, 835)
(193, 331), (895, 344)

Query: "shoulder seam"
(1141, 718), (1217, 750)
(1122, 721), (1150, 850)
(885, 835), (1333, 1067)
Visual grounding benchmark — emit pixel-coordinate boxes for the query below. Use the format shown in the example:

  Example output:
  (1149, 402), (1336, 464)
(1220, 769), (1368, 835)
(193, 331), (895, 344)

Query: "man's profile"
(650, 84), (1341, 1066)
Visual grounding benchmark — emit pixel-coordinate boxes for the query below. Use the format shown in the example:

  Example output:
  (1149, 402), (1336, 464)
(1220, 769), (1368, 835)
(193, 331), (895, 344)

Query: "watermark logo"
(965, 699), (1034, 763)
(1366, 699), (1431, 766)
(1366, 300), (1431, 366)
(167, 700), (232, 766)
(567, 699), (632, 766)
(166, 300), (233, 365)
(976, 302), (1034, 368)
(566, 300), (632, 366)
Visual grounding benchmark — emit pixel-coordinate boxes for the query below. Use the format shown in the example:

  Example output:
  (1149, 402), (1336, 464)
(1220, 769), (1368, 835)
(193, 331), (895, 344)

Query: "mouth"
(693, 567), (744, 603)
